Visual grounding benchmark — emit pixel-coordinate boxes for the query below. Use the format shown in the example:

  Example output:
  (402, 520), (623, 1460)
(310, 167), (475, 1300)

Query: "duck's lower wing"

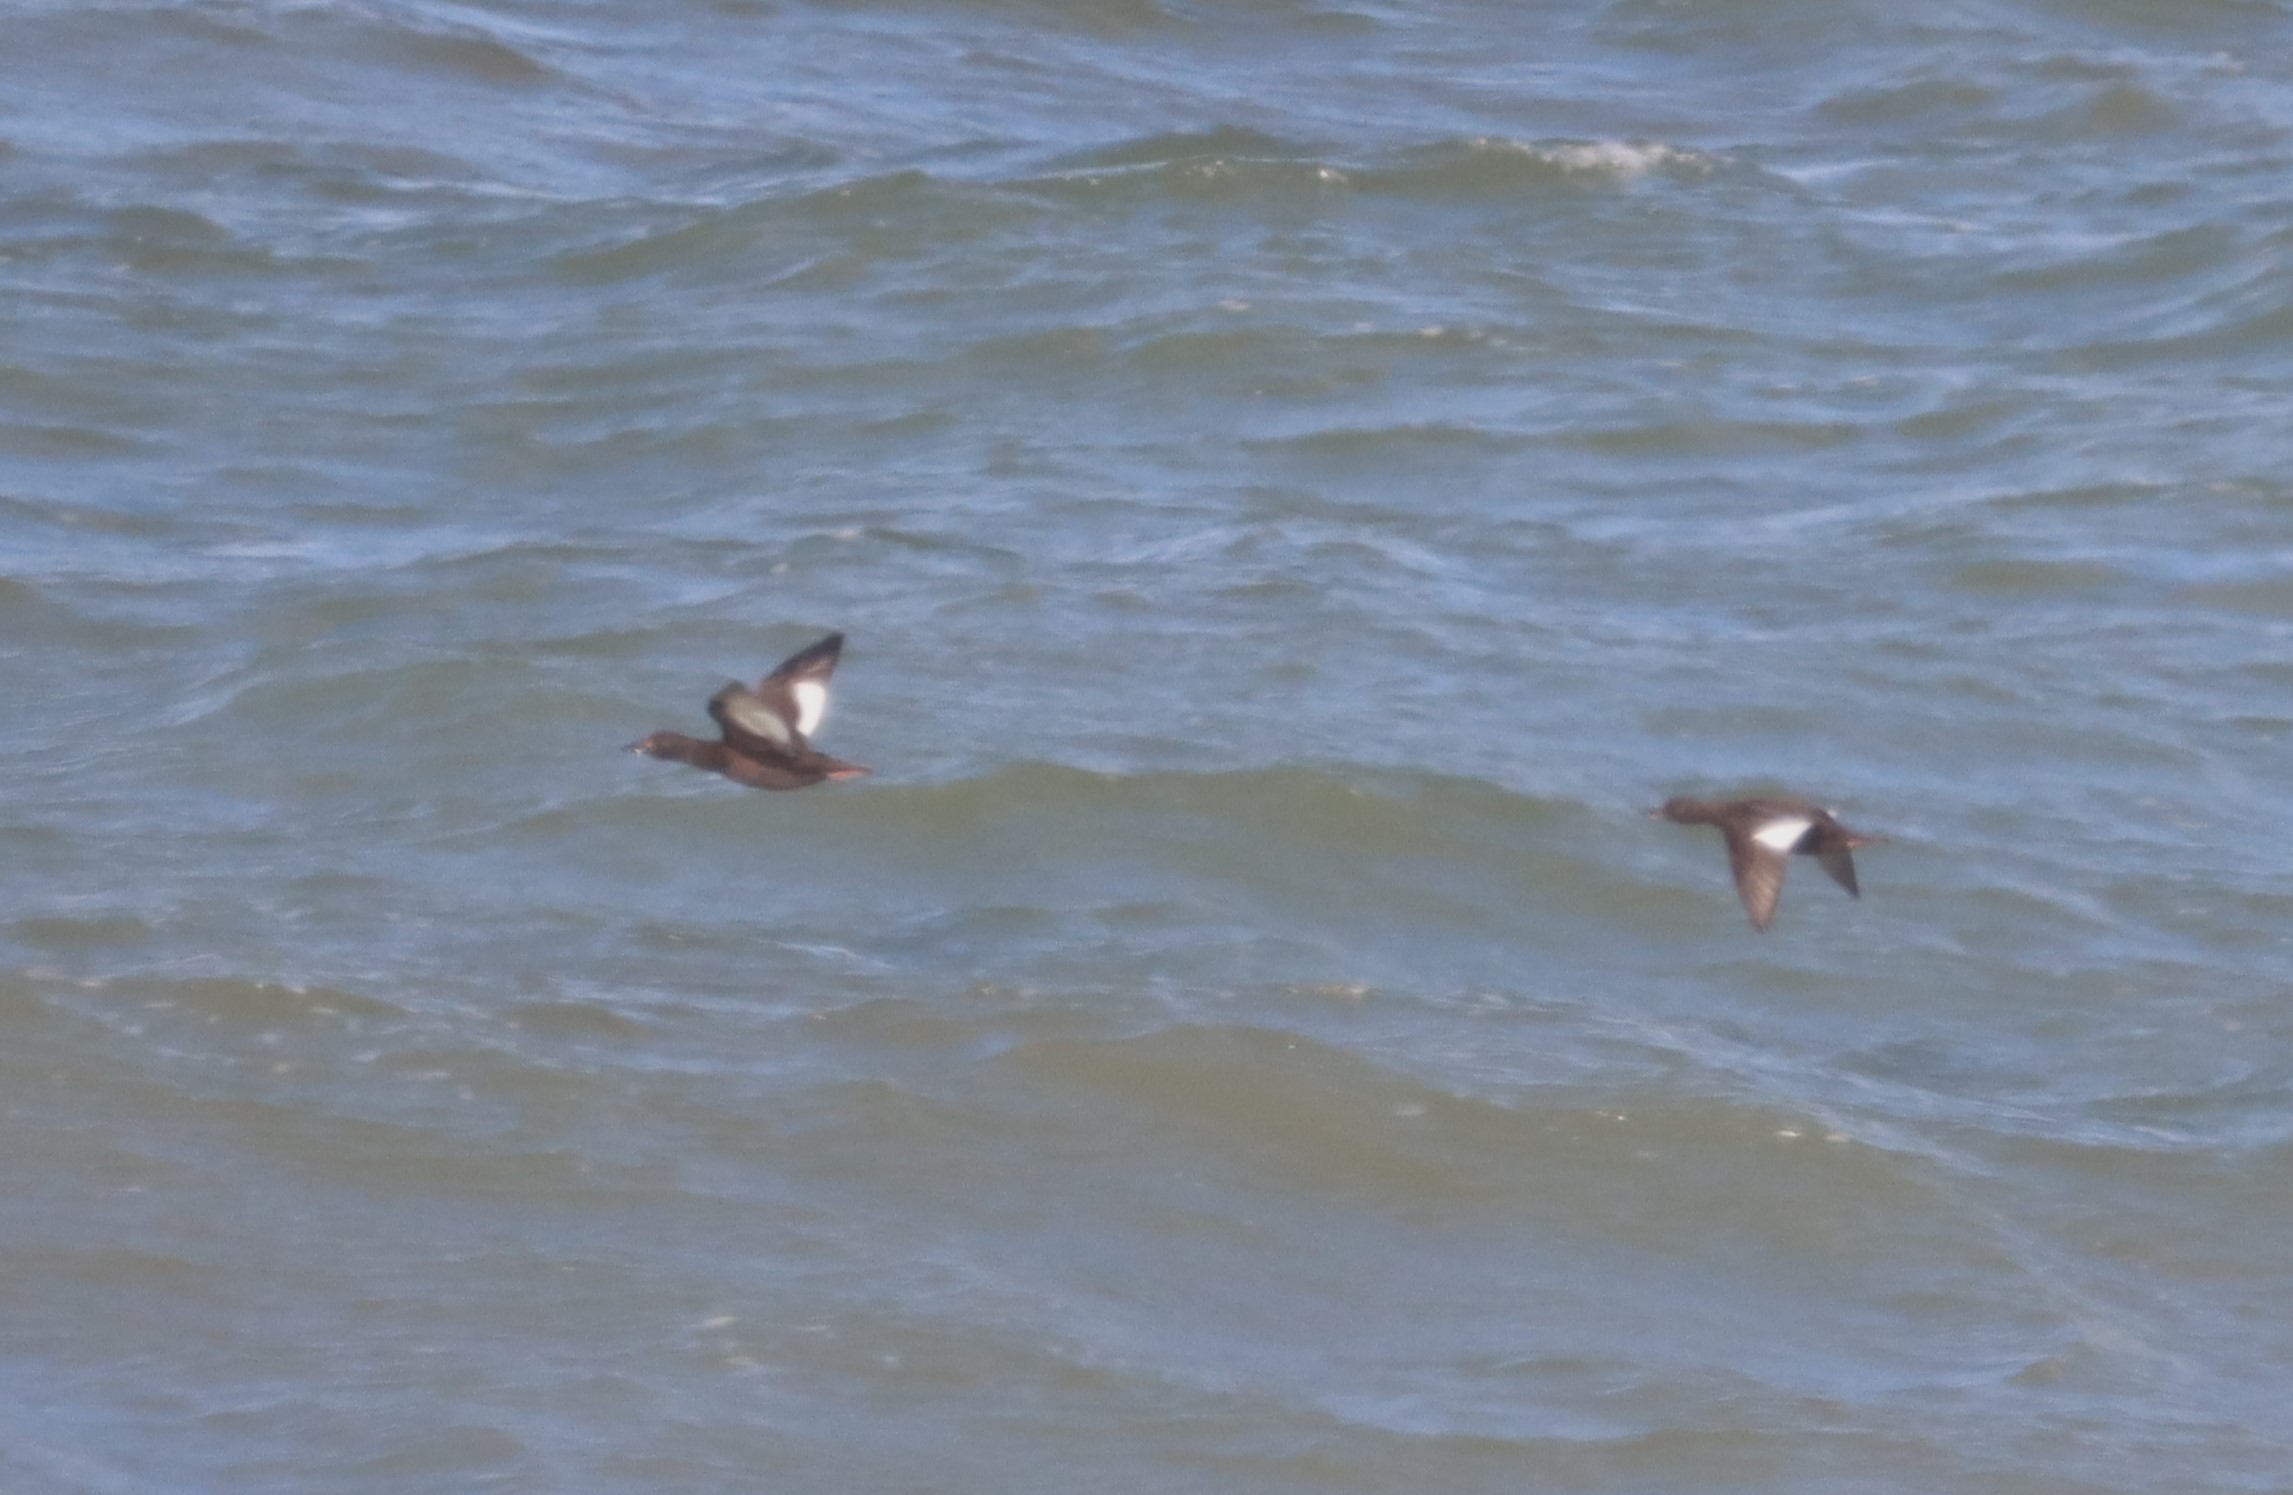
(1725, 832), (1789, 931)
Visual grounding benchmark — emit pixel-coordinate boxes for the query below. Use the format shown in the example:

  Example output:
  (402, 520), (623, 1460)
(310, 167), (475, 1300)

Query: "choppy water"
(5, 0), (2293, 1489)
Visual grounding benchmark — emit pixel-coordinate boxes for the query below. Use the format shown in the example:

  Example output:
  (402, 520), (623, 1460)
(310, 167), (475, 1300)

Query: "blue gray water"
(4, 0), (2292, 1489)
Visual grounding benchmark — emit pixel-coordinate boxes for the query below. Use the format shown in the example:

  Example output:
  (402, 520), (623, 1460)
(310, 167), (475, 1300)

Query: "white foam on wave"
(1477, 137), (1715, 181)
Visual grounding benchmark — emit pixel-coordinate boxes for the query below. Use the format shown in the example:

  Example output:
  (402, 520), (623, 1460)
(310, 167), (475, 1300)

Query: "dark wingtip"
(767, 631), (848, 683)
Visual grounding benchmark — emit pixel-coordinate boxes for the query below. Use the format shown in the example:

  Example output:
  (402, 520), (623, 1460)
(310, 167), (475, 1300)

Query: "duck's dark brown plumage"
(629, 632), (868, 791)
(1652, 795), (1878, 931)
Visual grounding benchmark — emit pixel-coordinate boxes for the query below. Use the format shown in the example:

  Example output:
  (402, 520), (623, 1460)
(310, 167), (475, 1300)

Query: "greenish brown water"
(4, 1), (2293, 1489)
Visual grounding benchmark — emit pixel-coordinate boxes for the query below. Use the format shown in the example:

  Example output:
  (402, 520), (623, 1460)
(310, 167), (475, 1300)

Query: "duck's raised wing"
(705, 633), (847, 759)
(1813, 841), (1861, 898)
(709, 682), (797, 759)
(754, 632), (843, 741)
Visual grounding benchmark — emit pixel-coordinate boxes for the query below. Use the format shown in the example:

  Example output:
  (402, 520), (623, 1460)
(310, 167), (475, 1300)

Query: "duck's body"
(630, 633), (869, 791)
(626, 731), (866, 790)
(1653, 795), (1877, 931)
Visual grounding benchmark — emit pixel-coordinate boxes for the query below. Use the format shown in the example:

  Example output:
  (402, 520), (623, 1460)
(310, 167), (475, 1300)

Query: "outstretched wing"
(1724, 829), (1790, 932)
(709, 682), (797, 759)
(705, 633), (846, 759)
(1814, 842), (1860, 898)
(754, 632), (843, 742)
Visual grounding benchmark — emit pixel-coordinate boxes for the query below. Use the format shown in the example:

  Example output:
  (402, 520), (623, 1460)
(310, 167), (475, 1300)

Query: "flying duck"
(629, 632), (869, 790)
(1652, 796), (1878, 931)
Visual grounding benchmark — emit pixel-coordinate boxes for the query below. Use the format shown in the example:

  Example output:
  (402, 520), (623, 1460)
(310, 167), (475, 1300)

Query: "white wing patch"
(724, 693), (793, 747)
(791, 679), (828, 738)
(1752, 817), (1814, 851)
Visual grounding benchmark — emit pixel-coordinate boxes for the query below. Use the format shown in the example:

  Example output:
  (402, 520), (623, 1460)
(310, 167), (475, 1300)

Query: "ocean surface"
(4, 0), (2293, 1489)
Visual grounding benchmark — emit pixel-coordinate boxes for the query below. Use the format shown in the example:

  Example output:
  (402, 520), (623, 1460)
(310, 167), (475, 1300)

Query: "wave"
(1022, 131), (1730, 205)
(533, 125), (1733, 288)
